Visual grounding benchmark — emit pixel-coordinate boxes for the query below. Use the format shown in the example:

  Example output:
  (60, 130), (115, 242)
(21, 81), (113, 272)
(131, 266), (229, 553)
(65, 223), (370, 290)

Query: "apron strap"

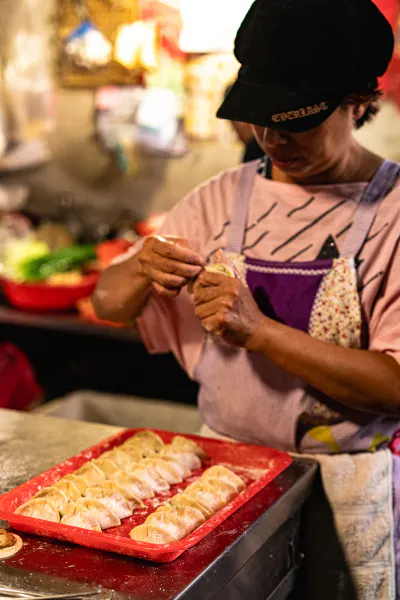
(342, 160), (400, 259)
(226, 162), (257, 254)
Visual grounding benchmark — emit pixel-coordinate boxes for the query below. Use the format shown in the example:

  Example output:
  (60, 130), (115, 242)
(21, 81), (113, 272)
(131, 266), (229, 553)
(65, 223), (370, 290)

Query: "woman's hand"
(193, 271), (265, 348)
(139, 235), (204, 298)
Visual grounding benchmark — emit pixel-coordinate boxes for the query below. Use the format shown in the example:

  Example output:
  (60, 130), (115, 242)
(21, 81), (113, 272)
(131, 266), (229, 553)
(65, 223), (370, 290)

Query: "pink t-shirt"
(122, 165), (400, 378)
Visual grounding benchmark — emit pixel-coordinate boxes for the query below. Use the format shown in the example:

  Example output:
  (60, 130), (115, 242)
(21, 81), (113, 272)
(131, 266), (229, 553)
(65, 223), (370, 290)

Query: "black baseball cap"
(217, 0), (394, 133)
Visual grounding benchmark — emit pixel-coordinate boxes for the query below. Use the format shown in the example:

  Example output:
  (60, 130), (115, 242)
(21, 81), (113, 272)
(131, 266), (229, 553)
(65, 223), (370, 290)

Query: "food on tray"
(85, 482), (143, 519)
(0, 529), (23, 560)
(111, 470), (155, 500)
(141, 458), (183, 485)
(75, 499), (121, 529)
(130, 465), (243, 543)
(54, 479), (81, 502)
(13, 431), (219, 535)
(130, 524), (177, 544)
(15, 498), (60, 522)
(33, 487), (69, 514)
(75, 462), (105, 486)
(200, 465), (245, 492)
(60, 508), (102, 532)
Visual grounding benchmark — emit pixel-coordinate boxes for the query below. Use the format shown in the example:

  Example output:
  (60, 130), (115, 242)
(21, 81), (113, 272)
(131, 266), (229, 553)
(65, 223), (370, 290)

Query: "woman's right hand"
(138, 235), (204, 298)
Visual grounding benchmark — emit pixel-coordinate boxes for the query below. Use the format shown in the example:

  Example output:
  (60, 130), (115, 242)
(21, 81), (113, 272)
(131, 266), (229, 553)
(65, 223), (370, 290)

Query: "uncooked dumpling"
(33, 487), (68, 513)
(112, 470), (154, 500)
(130, 465), (170, 493)
(75, 462), (105, 486)
(62, 474), (90, 495)
(85, 482), (142, 519)
(54, 479), (81, 502)
(160, 447), (201, 471)
(168, 493), (213, 518)
(133, 430), (164, 452)
(117, 446), (144, 463)
(145, 509), (186, 540)
(184, 480), (226, 513)
(205, 478), (238, 502)
(170, 436), (208, 459)
(141, 458), (182, 485)
(101, 449), (132, 469)
(201, 466), (244, 492)
(78, 499), (120, 529)
(156, 505), (205, 533)
(61, 508), (101, 532)
(157, 455), (191, 478)
(130, 524), (177, 544)
(15, 498), (60, 523)
(92, 458), (119, 479)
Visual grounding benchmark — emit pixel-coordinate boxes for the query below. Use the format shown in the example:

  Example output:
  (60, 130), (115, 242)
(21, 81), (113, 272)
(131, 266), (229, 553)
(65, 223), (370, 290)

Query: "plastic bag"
(3, 0), (54, 146)
(64, 20), (113, 70)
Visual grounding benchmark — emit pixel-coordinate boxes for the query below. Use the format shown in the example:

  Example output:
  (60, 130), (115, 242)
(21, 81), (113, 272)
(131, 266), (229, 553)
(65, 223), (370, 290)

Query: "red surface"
(2, 273), (99, 312)
(0, 429), (291, 563)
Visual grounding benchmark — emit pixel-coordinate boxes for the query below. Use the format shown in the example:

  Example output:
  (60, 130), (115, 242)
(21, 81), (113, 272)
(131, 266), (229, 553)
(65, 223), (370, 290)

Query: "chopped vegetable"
(18, 245), (96, 282)
(3, 239), (50, 281)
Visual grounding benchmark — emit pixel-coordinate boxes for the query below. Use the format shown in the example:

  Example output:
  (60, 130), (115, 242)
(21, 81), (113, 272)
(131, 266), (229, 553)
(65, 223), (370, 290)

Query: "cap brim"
(217, 78), (346, 133)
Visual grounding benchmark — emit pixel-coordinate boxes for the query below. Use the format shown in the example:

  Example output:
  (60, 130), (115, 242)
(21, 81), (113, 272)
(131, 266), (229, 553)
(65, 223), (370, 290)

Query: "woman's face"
(251, 104), (366, 182)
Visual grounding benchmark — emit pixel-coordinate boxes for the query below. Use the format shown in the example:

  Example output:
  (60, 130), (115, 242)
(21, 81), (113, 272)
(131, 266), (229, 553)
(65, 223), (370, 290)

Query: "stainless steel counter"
(0, 409), (317, 600)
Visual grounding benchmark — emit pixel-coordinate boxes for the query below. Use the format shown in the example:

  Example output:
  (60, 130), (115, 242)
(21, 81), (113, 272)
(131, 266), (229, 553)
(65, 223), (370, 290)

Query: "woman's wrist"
(245, 316), (272, 353)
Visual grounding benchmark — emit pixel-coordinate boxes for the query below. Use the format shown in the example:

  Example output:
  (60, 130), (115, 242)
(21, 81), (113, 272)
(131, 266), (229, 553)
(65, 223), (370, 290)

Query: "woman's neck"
(271, 142), (383, 186)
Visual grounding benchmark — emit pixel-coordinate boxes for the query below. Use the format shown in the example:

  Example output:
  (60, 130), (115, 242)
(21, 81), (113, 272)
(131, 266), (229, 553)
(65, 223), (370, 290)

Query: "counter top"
(0, 410), (317, 600)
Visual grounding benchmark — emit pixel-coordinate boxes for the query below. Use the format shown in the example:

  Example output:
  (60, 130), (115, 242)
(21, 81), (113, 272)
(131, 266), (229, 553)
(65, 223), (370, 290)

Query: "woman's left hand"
(193, 271), (265, 348)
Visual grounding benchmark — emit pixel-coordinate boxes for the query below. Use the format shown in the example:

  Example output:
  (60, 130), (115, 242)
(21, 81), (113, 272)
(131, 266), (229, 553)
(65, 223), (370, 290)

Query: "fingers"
(194, 271), (228, 288)
(152, 236), (204, 267)
(145, 266), (188, 290)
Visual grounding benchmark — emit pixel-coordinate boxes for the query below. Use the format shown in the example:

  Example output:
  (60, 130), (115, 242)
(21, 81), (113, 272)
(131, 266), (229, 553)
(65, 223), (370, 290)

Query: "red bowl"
(2, 273), (100, 312)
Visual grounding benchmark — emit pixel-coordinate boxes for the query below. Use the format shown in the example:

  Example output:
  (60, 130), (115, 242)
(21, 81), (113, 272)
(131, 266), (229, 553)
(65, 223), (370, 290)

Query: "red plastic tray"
(0, 429), (292, 563)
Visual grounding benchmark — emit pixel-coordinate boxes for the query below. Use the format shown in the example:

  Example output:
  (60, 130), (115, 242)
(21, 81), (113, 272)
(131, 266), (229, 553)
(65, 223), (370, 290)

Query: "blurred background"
(0, 0), (399, 430)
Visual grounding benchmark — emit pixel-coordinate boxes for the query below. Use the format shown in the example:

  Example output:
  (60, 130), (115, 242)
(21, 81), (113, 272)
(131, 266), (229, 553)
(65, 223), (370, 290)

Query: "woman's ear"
(353, 103), (368, 122)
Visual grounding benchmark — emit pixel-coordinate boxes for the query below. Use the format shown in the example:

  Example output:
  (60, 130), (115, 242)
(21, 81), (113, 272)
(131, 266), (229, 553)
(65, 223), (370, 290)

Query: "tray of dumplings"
(0, 429), (292, 562)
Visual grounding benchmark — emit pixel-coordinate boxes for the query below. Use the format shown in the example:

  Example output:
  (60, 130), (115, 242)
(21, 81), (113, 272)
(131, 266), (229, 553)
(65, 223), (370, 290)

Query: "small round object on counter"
(0, 529), (23, 560)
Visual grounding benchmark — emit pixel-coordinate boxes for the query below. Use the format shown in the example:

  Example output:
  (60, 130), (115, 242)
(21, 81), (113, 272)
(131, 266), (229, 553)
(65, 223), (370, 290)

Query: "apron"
(195, 159), (400, 455)
(194, 159), (400, 599)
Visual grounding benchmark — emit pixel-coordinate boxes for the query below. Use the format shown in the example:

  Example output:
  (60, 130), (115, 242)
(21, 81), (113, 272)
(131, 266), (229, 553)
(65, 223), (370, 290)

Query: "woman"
(94, 0), (400, 596)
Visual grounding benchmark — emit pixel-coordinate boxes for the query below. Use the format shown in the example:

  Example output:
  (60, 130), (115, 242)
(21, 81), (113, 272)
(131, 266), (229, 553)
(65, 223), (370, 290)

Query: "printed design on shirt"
(271, 199), (348, 256)
(287, 196), (315, 218)
(316, 235), (340, 260)
(364, 222), (389, 246)
(309, 257), (362, 349)
(336, 222), (352, 239)
(285, 244), (314, 262)
(213, 220), (230, 242)
(243, 231), (270, 252)
(245, 203), (277, 235)
(358, 271), (384, 293)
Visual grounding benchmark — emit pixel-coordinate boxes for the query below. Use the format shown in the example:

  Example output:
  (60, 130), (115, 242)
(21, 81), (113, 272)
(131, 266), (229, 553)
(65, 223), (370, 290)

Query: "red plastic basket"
(0, 429), (292, 563)
(2, 273), (99, 312)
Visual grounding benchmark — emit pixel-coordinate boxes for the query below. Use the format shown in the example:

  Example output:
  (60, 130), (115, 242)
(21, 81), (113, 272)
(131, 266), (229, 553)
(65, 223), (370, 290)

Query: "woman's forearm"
(250, 318), (400, 415)
(93, 254), (151, 323)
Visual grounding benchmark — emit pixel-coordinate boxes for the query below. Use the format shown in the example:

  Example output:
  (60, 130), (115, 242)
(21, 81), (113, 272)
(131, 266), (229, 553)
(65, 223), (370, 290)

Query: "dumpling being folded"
(111, 470), (154, 500)
(75, 462), (105, 486)
(141, 458), (182, 485)
(85, 482), (143, 519)
(168, 493), (213, 518)
(78, 499), (120, 529)
(130, 465), (170, 493)
(33, 487), (68, 514)
(130, 524), (177, 544)
(170, 436), (208, 460)
(61, 506), (101, 531)
(184, 480), (226, 513)
(15, 498), (60, 522)
(92, 458), (119, 479)
(54, 479), (81, 502)
(201, 466), (245, 492)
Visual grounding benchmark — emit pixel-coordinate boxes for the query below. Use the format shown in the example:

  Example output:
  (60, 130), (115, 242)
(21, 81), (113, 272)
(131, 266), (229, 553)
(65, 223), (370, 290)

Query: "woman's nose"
(263, 127), (289, 147)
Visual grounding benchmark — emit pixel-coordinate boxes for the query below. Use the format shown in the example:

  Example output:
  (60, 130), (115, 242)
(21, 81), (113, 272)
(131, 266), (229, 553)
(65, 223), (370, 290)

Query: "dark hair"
(341, 84), (382, 129)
